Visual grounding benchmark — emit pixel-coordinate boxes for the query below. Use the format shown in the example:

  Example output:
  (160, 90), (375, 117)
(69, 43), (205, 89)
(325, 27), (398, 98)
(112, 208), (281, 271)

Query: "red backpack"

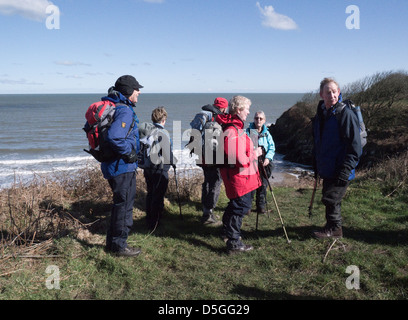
(83, 100), (117, 162)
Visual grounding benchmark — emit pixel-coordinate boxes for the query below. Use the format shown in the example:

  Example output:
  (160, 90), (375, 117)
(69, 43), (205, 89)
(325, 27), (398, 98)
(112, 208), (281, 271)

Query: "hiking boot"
(313, 225), (343, 239)
(201, 213), (221, 225)
(114, 246), (142, 257)
(227, 243), (253, 255)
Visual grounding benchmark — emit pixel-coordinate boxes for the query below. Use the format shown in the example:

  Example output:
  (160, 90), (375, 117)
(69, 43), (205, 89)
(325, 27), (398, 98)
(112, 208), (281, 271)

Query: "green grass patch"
(1, 179), (407, 300)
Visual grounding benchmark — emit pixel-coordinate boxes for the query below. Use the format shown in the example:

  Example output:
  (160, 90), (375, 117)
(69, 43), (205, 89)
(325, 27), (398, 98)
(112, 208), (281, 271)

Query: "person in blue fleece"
(247, 111), (275, 214)
(100, 75), (142, 257)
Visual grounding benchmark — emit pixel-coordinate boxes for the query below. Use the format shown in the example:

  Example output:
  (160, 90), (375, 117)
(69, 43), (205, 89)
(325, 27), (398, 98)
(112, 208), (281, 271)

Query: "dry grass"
(363, 150), (408, 198)
(0, 164), (203, 273)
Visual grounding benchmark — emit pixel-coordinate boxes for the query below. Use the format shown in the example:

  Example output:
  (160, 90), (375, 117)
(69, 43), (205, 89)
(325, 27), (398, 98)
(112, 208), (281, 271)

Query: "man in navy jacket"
(312, 78), (361, 239)
(101, 75), (142, 256)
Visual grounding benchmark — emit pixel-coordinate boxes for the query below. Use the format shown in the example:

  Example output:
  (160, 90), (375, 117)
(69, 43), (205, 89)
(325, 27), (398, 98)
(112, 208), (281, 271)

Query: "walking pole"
(308, 175), (319, 219)
(173, 166), (183, 220)
(260, 164), (291, 244)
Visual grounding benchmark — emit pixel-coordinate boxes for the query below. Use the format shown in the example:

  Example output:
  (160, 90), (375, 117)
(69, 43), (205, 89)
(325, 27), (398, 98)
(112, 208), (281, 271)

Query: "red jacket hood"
(216, 113), (244, 129)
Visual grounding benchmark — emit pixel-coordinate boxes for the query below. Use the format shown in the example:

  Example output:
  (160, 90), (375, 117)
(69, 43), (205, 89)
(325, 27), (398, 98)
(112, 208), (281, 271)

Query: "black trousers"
(106, 171), (136, 252)
(251, 162), (273, 211)
(222, 192), (252, 249)
(321, 178), (350, 228)
(144, 168), (169, 229)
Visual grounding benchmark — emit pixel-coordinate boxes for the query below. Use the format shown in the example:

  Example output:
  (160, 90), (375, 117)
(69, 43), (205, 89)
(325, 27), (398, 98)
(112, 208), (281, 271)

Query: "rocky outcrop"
(269, 102), (314, 167)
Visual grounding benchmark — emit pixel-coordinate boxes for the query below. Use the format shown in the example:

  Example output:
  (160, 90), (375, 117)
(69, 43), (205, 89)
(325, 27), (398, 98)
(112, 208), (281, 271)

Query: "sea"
(0, 93), (309, 189)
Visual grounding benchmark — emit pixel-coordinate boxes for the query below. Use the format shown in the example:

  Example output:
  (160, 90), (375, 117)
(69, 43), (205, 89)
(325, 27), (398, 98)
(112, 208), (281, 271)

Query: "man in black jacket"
(312, 78), (361, 239)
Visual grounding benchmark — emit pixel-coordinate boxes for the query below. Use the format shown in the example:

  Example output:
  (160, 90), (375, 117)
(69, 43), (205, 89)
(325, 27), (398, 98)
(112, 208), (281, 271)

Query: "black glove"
(336, 171), (349, 187)
(124, 149), (138, 163)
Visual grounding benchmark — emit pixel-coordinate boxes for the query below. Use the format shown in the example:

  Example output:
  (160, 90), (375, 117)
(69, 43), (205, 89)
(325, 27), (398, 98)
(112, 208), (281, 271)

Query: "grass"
(1, 165), (407, 300)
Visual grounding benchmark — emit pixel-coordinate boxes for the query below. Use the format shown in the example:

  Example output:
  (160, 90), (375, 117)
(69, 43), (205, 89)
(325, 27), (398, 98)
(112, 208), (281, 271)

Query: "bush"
(363, 151), (408, 199)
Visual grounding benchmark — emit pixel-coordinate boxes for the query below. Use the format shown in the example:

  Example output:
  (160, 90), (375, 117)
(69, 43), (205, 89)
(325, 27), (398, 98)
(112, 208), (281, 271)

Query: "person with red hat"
(198, 97), (228, 225)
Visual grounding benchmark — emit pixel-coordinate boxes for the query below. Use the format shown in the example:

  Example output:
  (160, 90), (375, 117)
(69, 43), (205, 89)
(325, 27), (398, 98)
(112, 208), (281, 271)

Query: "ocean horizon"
(0, 92), (308, 189)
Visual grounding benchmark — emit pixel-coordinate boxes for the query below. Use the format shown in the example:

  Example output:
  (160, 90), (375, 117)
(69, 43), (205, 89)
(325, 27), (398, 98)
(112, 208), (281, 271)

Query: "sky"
(0, 0), (407, 94)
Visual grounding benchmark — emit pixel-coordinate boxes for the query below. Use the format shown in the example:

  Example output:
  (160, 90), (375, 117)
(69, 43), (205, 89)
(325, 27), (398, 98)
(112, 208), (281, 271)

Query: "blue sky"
(0, 0), (407, 94)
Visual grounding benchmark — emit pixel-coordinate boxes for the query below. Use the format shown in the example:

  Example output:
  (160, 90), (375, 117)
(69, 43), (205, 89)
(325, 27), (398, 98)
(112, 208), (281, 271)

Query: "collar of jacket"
(318, 100), (342, 117)
(216, 113), (244, 129)
(202, 104), (222, 116)
(102, 87), (136, 108)
(154, 123), (164, 129)
(248, 122), (268, 136)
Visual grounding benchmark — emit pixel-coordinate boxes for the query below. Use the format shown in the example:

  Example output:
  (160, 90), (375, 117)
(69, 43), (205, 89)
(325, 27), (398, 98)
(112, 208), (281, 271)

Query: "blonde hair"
(151, 106), (167, 123)
(229, 95), (251, 115)
(319, 78), (340, 93)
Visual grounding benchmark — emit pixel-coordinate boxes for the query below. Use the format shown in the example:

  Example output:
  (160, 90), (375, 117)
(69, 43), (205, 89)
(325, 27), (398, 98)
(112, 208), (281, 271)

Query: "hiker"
(216, 95), (263, 254)
(142, 107), (176, 230)
(100, 75), (143, 257)
(312, 78), (362, 239)
(199, 97), (228, 225)
(246, 111), (275, 214)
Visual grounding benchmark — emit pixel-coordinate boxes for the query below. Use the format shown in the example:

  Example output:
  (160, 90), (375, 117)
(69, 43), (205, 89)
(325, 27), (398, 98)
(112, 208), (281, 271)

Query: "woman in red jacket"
(216, 95), (262, 254)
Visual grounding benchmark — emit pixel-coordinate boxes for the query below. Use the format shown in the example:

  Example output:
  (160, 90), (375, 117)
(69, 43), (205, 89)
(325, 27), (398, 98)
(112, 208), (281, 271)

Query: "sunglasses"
(254, 117), (264, 120)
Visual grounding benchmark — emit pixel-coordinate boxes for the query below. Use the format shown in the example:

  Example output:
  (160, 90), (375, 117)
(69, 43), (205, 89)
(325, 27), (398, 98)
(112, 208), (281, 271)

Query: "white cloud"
(0, 0), (54, 21)
(0, 77), (43, 85)
(55, 61), (91, 67)
(256, 2), (298, 31)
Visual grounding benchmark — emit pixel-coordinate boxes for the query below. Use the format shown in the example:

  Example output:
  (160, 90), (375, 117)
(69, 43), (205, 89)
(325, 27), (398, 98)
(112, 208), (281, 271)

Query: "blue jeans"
(106, 171), (136, 252)
(222, 192), (252, 248)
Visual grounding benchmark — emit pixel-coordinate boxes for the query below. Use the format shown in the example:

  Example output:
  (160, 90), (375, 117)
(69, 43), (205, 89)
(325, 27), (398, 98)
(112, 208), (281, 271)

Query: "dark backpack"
(187, 110), (224, 166)
(336, 99), (368, 149)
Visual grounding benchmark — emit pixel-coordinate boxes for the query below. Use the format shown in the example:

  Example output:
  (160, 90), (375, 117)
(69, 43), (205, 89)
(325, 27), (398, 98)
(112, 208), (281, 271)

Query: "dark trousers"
(222, 192), (252, 248)
(251, 162), (272, 210)
(106, 171), (136, 252)
(321, 178), (350, 228)
(144, 168), (169, 229)
(201, 166), (222, 212)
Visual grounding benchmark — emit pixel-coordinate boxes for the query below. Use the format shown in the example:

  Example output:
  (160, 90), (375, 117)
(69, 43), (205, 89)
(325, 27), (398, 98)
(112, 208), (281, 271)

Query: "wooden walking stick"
(260, 164), (291, 244)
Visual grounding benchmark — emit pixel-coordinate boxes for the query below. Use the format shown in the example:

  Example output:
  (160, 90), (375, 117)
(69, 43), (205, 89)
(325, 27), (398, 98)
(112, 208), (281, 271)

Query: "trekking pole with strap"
(260, 164), (291, 244)
(308, 175), (319, 219)
(255, 158), (270, 231)
(173, 166), (183, 220)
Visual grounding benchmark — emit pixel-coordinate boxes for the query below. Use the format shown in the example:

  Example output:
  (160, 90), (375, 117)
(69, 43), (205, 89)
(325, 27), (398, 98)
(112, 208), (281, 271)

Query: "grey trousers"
(321, 178), (350, 228)
(201, 166), (222, 213)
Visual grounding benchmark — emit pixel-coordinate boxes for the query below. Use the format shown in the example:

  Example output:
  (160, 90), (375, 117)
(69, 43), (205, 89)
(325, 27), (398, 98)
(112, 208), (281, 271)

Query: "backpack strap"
(222, 123), (239, 132)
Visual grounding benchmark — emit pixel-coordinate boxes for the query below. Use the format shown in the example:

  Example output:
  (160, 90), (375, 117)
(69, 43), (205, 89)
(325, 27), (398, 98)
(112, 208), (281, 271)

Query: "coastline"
(0, 151), (312, 191)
